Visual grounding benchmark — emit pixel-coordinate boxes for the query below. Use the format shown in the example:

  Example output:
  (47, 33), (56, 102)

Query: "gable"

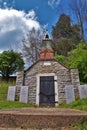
(25, 60), (68, 74)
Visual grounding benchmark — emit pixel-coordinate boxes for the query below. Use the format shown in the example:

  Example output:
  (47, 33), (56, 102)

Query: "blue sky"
(0, 0), (70, 52)
(13, 0), (70, 31)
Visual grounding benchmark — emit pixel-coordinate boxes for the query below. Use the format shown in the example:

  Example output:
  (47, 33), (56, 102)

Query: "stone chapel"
(16, 34), (80, 106)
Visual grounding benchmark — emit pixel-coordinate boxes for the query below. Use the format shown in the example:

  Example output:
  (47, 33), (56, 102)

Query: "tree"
(52, 14), (71, 40)
(0, 50), (24, 81)
(68, 41), (87, 83)
(55, 41), (87, 83)
(54, 38), (76, 56)
(22, 28), (43, 64)
(52, 14), (80, 41)
(70, 0), (87, 40)
(55, 54), (67, 65)
(52, 14), (81, 56)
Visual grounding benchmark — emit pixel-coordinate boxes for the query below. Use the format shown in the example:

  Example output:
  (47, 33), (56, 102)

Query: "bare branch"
(22, 28), (43, 65)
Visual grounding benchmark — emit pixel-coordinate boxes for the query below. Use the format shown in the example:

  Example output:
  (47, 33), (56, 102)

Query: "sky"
(0, 0), (70, 52)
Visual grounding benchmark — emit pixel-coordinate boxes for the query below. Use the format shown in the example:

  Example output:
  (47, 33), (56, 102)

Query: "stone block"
(65, 85), (75, 104)
(19, 86), (28, 103)
(78, 85), (87, 99)
(7, 86), (16, 101)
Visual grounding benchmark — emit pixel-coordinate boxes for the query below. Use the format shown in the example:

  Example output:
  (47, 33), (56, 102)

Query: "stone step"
(0, 108), (87, 128)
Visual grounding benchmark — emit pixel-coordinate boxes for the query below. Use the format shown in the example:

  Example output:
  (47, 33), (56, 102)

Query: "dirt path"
(0, 107), (87, 115)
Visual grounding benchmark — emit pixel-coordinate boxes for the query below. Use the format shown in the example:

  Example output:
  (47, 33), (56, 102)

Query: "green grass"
(75, 117), (87, 130)
(0, 100), (36, 109)
(0, 86), (8, 100)
(0, 80), (16, 87)
(58, 98), (87, 111)
(0, 80), (36, 109)
(1, 80), (87, 129)
(1, 80), (87, 111)
(58, 99), (87, 129)
(0, 80), (15, 100)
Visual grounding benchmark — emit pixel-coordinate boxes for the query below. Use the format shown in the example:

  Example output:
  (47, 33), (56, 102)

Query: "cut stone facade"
(16, 34), (80, 106)
(16, 71), (24, 99)
(16, 60), (80, 105)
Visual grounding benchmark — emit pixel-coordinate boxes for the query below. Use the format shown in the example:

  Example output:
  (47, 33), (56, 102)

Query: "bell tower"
(39, 33), (54, 60)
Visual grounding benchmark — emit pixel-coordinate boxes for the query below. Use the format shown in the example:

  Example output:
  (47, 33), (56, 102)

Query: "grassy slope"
(0, 81), (36, 109)
(1, 80), (87, 129)
(0, 80), (87, 111)
(0, 101), (36, 109)
(0, 81), (15, 100)
(58, 99), (87, 129)
(58, 98), (87, 111)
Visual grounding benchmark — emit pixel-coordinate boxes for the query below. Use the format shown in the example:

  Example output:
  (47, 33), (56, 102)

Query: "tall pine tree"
(52, 14), (81, 56)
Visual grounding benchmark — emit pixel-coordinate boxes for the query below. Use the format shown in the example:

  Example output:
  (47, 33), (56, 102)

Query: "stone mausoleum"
(16, 34), (80, 106)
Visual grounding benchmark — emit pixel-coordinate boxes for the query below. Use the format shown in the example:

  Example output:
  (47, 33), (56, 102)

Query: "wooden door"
(39, 76), (55, 106)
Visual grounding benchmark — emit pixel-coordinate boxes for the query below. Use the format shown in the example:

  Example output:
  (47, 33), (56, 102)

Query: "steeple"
(45, 33), (49, 39)
(39, 33), (54, 60)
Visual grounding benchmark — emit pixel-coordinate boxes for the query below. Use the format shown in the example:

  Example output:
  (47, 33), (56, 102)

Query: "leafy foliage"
(52, 14), (71, 39)
(52, 14), (81, 56)
(0, 50), (24, 80)
(55, 41), (87, 83)
(68, 41), (87, 83)
(54, 38), (76, 56)
(55, 55), (67, 66)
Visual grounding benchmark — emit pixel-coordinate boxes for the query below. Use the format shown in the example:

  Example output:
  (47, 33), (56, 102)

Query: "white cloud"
(26, 10), (36, 19)
(0, 8), (42, 52)
(48, 0), (61, 8)
(0, 0), (16, 8)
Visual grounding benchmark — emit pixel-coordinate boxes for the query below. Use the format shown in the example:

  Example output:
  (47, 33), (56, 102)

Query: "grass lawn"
(1, 80), (87, 129)
(0, 100), (36, 109)
(58, 99), (87, 129)
(58, 98), (87, 111)
(0, 80), (36, 109)
(1, 80), (87, 110)
(0, 80), (15, 100)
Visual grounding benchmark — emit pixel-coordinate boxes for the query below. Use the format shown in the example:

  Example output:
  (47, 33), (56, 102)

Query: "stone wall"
(16, 71), (24, 99)
(0, 109), (86, 128)
(24, 60), (75, 104)
(16, 60), (80, 104)
(70, 69), (80, 98)
(57, 69), (71, 104)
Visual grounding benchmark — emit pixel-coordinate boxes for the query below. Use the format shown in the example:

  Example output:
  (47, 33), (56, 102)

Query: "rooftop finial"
(45, 30), (50, 40)
(45, 33), (49, 39)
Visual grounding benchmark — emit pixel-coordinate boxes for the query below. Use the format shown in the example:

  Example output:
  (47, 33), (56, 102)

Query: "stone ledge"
(0, 108), (87, 128)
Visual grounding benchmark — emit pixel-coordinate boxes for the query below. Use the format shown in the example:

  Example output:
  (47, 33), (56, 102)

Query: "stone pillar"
(70, 69), (80, 98)
(16, 71), (24, 100)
